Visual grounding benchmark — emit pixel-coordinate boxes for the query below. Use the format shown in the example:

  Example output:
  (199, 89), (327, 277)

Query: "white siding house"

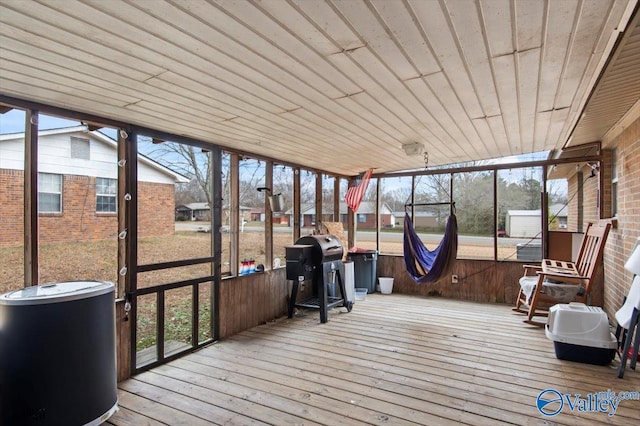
(0, 126), (188, 246)
(0, 126), (186, 185)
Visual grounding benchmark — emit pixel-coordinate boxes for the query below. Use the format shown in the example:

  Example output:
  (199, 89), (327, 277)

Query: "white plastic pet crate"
(545, 302), (617, 365)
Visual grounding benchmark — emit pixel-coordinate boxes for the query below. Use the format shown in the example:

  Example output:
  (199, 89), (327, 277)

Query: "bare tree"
(175, 179), (206, 205)
(139, 139), (273, 211)
(138, 138), (213, 205)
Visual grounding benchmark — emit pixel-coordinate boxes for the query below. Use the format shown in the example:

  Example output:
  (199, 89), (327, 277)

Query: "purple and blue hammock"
(403, 212), (458, 284)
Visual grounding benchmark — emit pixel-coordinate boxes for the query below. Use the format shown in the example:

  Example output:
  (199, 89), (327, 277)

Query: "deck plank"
(104, 405), (166, 426)
(170, 357), (417, 426)
(119, 378), (266, 425)
(111, 388), (213, 426)
(110, 295), (640, 425)
(135, 368), (326, 426)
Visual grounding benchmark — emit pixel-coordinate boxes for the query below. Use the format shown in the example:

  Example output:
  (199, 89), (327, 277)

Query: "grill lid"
(295, 234), (343, 264)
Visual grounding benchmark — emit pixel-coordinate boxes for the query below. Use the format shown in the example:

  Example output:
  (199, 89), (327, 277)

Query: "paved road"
(353, 230), (536, 246)
(175, 222), (537, 246)
(175, 222), (295, 234)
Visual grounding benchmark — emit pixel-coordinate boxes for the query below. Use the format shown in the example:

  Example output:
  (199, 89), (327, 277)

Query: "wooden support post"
(116, 127), (131, 381)
(293, 168), (301, 241)
(577, 170), (584, 231)
(493, 171), (498, 261)
(210, 147), (222, 340)
(124, 129), (138, 296)
(315, 172), (322, 233)
(347, 177), (355, 249)
(115, 299), (131, 381)
(375, 177), (380, 251)
(334, 177), (340, 222)
(542, 165), (549, 259)
(410, 176), (416, 219)
(117, 129), (127, 300)
(125, 128), (138, 373)
(265, 161), (274, 270)
(24, 109), (38, 287)
(230, 154), (240, 276)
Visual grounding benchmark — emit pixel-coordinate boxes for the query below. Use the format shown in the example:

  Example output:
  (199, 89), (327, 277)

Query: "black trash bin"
(347, 250), (378, 293)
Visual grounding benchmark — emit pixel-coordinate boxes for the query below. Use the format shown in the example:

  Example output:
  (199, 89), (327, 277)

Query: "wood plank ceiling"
(0, 0), (637, 175)
(569, 5), (640, 149)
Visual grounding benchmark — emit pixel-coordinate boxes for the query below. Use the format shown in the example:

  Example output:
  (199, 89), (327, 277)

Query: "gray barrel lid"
(0, 281), (114, 305)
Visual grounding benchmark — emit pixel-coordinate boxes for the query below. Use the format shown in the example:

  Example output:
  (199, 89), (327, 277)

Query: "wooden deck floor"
(107, 295), (640, 425)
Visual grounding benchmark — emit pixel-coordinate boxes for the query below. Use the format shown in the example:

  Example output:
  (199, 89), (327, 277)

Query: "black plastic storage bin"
(347, 250), (377, 293)
(552, 341), (616, 366)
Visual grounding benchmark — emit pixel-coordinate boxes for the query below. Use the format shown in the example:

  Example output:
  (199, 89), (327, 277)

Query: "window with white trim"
(96, 177), (117, 213)
(38, 173), (62, 213)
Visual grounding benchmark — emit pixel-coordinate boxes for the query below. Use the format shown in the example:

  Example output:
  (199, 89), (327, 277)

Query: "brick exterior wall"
(0, 170), (175, 247)
(581, 169), (600, 226)
(602, 116), (640, 318)
(566, 166), (605, 233)
(138, 181), (175, 239)
(0, 169), (25, 247)
(554, 149), (622, 308)
(600, 150), (613, 218)
(566, 173), (578, 232)
(39, 174), (115, 244)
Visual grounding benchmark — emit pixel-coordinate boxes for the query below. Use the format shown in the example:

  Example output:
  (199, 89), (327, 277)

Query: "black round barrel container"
(0, 281), (118, 426)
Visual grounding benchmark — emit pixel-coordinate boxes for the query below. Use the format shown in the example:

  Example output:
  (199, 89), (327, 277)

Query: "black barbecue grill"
(286, 234), (353, 323)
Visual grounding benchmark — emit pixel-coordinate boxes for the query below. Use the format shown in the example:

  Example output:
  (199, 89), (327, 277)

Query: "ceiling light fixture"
(402, 142), (424, 156)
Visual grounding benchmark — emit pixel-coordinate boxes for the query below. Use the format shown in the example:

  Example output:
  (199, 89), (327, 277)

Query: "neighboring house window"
(70, 136), (90, 160)
(96, 178), (117, 213)
(612, 149), (618, 217)
(38, 173), (62, 213)
(357, 214), (366, 223)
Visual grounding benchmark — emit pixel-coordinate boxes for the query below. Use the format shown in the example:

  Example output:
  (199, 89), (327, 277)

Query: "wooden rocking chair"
(513, 221), (611, 326)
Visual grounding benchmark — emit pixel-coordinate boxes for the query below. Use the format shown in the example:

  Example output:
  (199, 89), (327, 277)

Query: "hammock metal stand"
(404, 201), (456, 214)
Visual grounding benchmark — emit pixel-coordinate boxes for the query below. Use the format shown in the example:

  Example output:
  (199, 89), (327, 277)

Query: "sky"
(0, 109), (117, 139)
(1, 109), (79, 133)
